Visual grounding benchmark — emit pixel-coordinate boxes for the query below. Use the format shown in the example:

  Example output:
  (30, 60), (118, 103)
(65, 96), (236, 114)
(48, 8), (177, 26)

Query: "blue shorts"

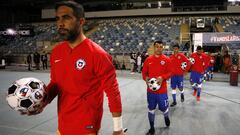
(147, 92), (168, 112)
(170, 75), (184, 89)
(190, 71), (203, 85)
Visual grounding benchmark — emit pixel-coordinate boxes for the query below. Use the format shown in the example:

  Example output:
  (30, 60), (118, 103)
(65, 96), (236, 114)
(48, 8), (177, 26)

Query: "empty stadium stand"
(0, 15), (239, 68)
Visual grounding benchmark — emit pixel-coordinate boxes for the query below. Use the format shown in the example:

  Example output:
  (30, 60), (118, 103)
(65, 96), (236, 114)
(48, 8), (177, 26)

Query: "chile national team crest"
(76, 59), (86, 70)
(160, 60), (165, 65)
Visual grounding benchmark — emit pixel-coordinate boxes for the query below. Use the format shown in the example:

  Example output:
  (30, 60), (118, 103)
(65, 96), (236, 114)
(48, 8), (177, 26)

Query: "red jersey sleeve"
(46, 48), (59, 103)
(94, 52), (122, 113)
(142, 58), (149, 81)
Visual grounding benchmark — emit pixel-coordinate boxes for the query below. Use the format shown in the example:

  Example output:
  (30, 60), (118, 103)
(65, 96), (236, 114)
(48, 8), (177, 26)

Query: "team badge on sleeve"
(76, 59), (86, 70)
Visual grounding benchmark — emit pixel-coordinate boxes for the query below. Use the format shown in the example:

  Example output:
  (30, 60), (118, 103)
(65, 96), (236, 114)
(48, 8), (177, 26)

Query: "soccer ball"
(181, 62), (187, 70)
(189, 58), (195, 64)
(148, 78), (160, 91)
(6, 77), (47, 114)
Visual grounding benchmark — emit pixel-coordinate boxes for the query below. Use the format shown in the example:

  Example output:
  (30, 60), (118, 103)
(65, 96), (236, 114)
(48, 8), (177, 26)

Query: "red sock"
(197, 96), (200, 101)
(193, 89), (197, 96)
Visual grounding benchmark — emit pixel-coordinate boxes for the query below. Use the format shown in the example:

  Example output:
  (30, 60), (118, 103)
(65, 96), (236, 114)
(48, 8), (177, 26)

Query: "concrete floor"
(0, 70), (240, 135)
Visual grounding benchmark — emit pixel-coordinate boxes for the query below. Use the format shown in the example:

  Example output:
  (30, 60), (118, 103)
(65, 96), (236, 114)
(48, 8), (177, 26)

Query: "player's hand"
(145, 77), (150, 86)
(21, 107), (43, 116)
(20, 99), (48, 116)
(112, 128), (127, 135)
(145, 77), (149, 82)
(156, 76), (163, 85)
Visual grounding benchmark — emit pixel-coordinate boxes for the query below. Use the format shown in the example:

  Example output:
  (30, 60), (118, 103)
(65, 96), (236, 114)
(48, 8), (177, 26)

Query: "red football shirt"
(142, 54), (172, 94)
(46, 38), (122, 134)
(190, 52), (208, 74)
(169, 53), (190, 75)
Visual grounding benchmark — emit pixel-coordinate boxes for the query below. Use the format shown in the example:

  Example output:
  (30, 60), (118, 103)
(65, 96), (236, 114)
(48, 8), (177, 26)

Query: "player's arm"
(141, 58), (149, 83)
(112, 112), (125, 135)
(94, 52), (125, 135)
(45, 52), (59, 104)
(21, 84), (57, 116)
(23, 54), (59, 116)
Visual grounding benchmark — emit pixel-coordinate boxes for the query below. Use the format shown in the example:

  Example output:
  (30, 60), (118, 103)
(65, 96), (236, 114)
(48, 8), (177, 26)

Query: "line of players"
(142, 41), (215, 135)
(170, 44), (215, 106)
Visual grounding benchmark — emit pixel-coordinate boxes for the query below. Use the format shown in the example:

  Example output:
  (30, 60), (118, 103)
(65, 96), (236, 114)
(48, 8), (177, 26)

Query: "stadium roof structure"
(0, 0), (169, 22)
(0, 0), (55, 8)
(0, 0), (171, 8)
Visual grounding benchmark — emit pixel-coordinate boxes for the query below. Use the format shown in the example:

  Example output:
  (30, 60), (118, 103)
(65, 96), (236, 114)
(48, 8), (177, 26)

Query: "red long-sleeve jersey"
(190, 52), (208, 74)
(169, 53), (191, 75)
(46, 38), (122, 135)
(142, 54), (172, 94)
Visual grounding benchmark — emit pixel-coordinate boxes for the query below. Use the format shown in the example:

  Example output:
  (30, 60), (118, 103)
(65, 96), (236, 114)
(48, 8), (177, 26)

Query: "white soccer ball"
(189, 58), (195, 64)
(6, 77), (47, 114)
(148, 78), (160, 91)
(181, 62), (187, 70)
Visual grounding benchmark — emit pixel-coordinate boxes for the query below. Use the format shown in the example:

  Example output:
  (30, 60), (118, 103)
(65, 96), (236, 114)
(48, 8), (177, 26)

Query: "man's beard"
(58, 25), (80, 43)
